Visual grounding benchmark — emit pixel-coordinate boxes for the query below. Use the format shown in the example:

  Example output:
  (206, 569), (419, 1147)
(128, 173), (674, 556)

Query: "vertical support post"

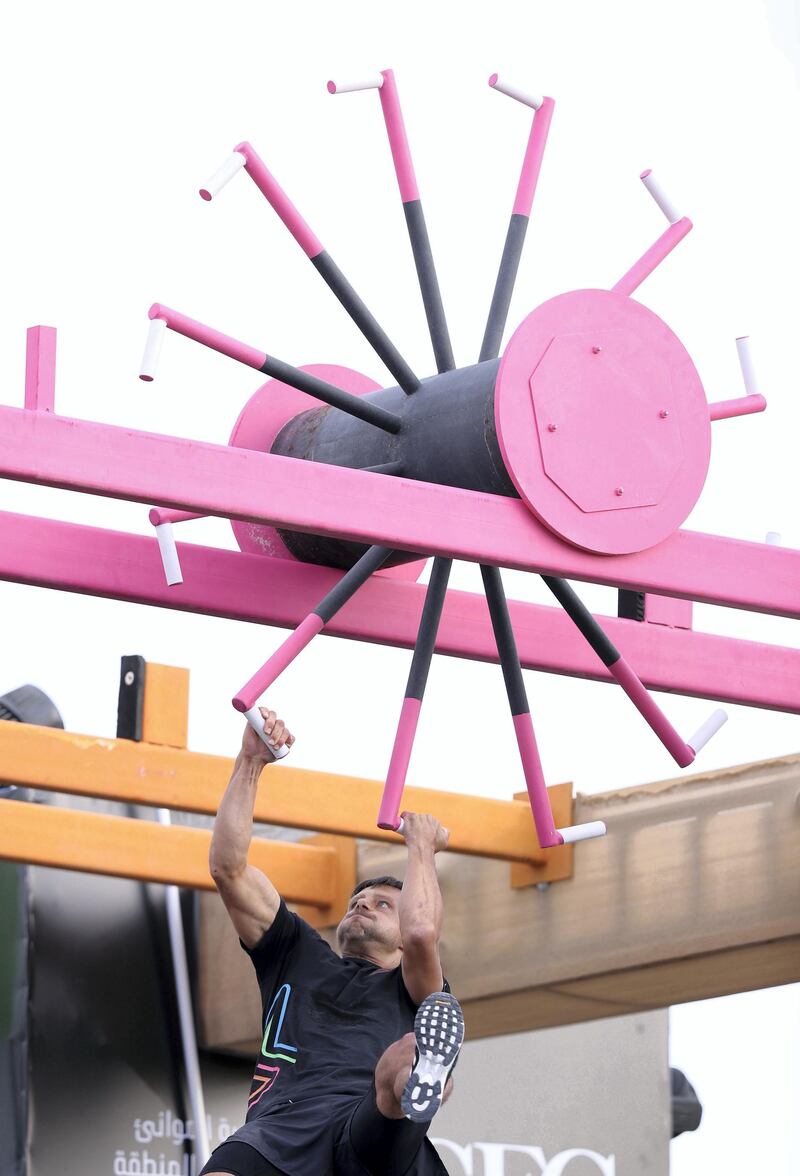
(24, 326), (57, 412)
(139, 663), (210, 1168)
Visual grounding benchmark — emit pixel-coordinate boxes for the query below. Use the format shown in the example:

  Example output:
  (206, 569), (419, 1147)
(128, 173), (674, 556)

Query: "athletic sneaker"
(401, 990), (465, 1123)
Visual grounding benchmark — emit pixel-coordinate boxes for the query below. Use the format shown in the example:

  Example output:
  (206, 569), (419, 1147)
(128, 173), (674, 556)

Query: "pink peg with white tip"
(199, 151), (247, 202)
(613, 169), (692, 296)
(243, 706), (291, 759)
(708, 336), (767, 421)
(139, 317), (167, 381)
(488, 73), (544, 110)
(148, 507), (207, 588)
(327, 75), (384, 94)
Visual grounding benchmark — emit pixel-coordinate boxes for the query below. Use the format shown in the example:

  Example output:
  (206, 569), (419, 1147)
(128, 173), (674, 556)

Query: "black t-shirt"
(227, 899), (448, 1176)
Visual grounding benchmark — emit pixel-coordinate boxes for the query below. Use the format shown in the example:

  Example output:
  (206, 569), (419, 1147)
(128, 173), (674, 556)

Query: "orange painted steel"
(0, 798), (337, 904)
(142, 662), (190, 748)
(0, 721), (554, 864)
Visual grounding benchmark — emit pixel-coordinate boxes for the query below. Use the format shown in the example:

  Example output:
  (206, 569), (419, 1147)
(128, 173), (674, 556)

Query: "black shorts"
(199, 1087), (442, 1176)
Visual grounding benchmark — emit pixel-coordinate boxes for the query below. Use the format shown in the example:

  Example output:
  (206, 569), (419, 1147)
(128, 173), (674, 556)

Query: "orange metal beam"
(0, 798), (337, 904)
(0, 721), (563, 866)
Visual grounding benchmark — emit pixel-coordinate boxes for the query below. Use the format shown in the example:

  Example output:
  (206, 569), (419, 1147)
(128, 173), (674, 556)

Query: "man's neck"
(341, 946), (401, 970)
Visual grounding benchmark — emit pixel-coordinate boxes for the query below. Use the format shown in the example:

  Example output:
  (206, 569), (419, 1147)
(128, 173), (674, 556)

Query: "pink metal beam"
(1, 511), (799, 715)
(0, 405), (799, 617)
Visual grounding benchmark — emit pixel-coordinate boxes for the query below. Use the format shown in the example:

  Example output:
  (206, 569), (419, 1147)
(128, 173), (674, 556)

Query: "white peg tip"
(640, 169), (682, 224)
(243, 706), (291, 759)
(687, 708), (728, 755)
(558, 821), (607, 845)
(199, 151), (246, 202)
(765, 531), (782, 546)
(488, 73), (543, 110)
(327, 75), (384, 95)
(735, 336), (758, 395)
(139, 317), (167, 382)
(155, 522), (183, 586)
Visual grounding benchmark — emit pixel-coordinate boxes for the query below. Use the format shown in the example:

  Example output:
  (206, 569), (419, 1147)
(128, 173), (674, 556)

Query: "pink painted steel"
(643, 594), (693, 629)
(2, 406), (800, 618)
(3, 511), (800, 711)
(495, 289), (711, 555)
(149, 507), (206, 526)
(24, 326), (57, 413)
(612, 216), (693, 297)
(378, 70), (420, 203)
(511, 713), (562, 848)
(227, 363), (424, 583)
(234, 141), (324, 259)
(148, 303), (266, 370)
(709, 394), (767, 421)
(609, 655), (695, 767)
(512, 96), (555, 217)
(377, 695), (422, 829)
(232, 612), (325, 712)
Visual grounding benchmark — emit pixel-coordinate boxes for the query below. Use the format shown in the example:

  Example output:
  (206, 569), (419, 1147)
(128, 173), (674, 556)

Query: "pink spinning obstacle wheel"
(495, 289), (712, 555)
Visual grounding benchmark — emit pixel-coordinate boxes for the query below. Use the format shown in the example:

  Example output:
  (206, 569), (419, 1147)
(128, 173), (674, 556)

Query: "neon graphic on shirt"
(248, 983), (298, 1112)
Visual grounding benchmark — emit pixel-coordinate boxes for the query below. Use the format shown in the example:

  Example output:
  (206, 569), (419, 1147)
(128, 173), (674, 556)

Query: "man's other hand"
(400, 812), (449, 854)
(241, 706), (295, 764)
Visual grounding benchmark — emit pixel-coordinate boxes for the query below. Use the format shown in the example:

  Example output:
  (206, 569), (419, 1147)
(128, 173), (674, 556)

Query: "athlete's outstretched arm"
(398, 812), (448, 1004)
(209, 707), (294, 948)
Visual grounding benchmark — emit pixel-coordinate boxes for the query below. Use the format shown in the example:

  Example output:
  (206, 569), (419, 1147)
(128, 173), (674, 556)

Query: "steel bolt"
(592, 345), (602, 354)
(536, 882), (551, 892)
(547, 423), (558, 432)
(615, 487), (624, 496)
(659, 409), (669, 419)
(124, 671), (135, 686)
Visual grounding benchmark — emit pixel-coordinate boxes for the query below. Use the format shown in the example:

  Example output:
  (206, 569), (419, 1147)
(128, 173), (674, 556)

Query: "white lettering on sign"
(430, 1139), (616, 1176)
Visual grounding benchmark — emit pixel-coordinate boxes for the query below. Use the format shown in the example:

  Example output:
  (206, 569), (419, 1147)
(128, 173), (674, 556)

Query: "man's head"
(336, 876), (403, 963)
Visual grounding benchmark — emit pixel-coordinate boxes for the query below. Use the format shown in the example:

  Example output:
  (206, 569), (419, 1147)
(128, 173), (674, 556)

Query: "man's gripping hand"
(400, 812), (449, 854)
(241, 706), (295, 766)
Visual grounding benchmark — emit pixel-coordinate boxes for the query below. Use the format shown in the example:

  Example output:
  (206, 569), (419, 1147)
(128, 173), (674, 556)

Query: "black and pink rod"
(480, 77), (554, 362)
(199, 140), (420, 395)
(231, 544), (394, 750)
(474, 77), (606, 845)
(140, 304), (401, 433)
(329, 69), (455, 374)
(328, 70), (459, 833)
(542, 577), (727, 766)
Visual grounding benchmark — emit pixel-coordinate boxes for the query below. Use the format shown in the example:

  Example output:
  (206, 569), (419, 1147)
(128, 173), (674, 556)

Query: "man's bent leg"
(343, 1029), (455, 1175)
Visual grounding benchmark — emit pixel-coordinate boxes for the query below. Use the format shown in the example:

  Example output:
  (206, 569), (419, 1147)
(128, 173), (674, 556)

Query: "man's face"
(336, 885), (402, 956)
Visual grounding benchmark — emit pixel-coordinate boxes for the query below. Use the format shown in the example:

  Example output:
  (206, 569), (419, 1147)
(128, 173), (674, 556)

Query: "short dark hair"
(350, 875), (403, 899)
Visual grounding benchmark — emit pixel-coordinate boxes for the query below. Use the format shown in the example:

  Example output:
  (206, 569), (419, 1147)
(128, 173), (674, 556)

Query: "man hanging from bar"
(201, 706), (463, 1176)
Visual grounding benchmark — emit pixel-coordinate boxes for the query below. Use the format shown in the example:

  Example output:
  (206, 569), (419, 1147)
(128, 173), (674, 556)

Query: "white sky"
(1, 1), (799, 1171)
